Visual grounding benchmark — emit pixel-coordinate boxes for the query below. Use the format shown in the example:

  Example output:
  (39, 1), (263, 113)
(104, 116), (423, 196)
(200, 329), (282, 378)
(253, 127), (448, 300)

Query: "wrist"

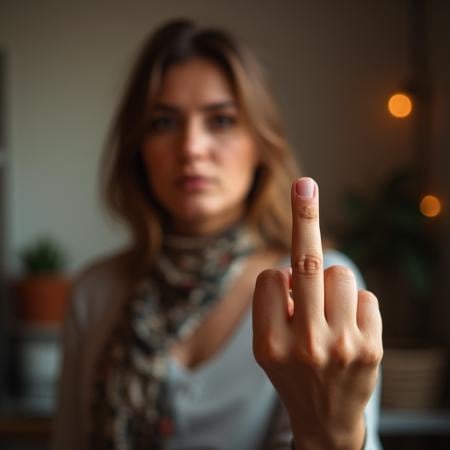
(291, 416), (366, 450)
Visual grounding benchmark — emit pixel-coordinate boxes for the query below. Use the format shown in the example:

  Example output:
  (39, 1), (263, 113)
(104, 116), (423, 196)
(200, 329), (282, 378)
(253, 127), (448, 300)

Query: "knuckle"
(358, 290), (379, 305)
(255, 268), (284, 287)
(330, 333), (355, 366)
(296, 204), (319, 221)
(253, 332), (287, 369)
(299, 346), (327, 368)
(292, 252), (322, 278)
(357, 342), (384, 366)
(293, 331), (327, 368)
(325, 265), (355, 282)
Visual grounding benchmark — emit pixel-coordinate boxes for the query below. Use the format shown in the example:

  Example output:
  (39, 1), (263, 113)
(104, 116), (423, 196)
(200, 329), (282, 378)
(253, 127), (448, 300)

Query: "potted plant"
(336, 166), (447, 410)
(15, 236), (70, 324)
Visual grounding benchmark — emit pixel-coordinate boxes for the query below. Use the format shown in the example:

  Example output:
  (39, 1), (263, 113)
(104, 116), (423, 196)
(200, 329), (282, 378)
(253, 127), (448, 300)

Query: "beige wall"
(0, 0), (418, 272)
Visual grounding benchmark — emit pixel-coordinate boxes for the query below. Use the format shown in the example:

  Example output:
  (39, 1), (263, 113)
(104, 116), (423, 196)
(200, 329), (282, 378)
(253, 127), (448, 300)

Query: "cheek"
(141, 152), (157, 190)
(222, 137), (259, 186)
(141, 149), (175, 210)
(141, 142), (173, 185)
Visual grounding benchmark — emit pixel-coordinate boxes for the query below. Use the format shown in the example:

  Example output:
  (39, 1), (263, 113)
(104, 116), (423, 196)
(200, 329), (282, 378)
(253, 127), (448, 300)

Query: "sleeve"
(262, 401), (293, 450)
(51, 282), (85, 450)
(263, 250), (383, 450)
(362, 369), (383, 450)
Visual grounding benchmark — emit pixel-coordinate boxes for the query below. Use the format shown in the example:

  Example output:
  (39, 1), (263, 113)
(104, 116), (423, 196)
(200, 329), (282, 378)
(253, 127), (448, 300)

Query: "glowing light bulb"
(388, 93), (413, 118)
(420, 195), (442, 218)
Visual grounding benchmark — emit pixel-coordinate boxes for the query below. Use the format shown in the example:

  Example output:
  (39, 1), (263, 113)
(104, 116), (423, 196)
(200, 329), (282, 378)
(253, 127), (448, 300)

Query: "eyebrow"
(151, 101), (237, 113)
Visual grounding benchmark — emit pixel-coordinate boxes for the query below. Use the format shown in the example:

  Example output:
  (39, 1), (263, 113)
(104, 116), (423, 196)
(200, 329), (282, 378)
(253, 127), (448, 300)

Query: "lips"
(176, 174), (214, 192)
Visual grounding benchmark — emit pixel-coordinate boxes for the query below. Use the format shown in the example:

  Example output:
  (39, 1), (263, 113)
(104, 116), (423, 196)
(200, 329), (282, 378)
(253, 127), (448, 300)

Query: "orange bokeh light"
(388, 93), (413, 118)
(420, 195), (442, 218)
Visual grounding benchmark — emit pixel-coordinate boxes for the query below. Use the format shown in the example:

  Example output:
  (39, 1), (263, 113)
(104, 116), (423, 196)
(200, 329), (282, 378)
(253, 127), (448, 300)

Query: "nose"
(179, 118), (209, 160)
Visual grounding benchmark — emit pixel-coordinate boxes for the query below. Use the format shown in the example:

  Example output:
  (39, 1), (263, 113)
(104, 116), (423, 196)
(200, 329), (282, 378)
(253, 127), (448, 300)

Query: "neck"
(170, 210), (245, 237)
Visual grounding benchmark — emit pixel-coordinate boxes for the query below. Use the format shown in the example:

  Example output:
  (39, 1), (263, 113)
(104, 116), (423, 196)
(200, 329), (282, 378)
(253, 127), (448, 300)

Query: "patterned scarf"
(90, 225), (255, 450)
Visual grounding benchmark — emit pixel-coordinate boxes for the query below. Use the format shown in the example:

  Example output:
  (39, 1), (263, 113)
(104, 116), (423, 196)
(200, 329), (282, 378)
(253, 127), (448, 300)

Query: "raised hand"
(252, 177), (383, 450)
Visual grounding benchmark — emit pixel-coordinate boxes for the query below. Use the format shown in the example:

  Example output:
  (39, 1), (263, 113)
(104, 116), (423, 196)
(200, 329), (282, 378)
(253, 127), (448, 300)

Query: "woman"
(53, 19), (383, 450)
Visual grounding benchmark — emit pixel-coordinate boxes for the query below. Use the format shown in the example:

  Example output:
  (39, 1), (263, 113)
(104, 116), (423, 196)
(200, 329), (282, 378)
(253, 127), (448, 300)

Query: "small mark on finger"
(299, 205), (318, 220)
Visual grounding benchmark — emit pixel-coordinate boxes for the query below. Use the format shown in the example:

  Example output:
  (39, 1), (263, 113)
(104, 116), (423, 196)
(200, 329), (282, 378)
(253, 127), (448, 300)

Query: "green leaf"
(20, 236), (67, 275)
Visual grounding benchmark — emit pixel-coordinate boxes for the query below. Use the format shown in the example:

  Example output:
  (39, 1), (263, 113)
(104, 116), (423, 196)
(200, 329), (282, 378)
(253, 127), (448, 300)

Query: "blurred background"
(0, 0), (449, 449)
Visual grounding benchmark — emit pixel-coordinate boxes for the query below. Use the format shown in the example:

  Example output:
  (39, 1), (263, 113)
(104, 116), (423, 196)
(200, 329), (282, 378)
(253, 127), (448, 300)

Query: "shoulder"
(73, 248), (132, 293)
(68, 248), (134, 327)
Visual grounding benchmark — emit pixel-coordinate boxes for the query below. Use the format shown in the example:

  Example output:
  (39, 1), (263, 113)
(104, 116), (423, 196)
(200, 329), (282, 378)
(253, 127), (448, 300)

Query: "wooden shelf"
(380, 409), (450, 435)
(0, 416), (51, 440)
(0, 396), (52, 445)
(2, 403), (450, 440)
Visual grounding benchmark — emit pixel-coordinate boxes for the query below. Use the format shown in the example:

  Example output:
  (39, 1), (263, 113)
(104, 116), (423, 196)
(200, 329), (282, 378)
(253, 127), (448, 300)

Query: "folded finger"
(356, 290), (382, 340)
(252, 269), (291, 365)
(324, 265), (358, 330)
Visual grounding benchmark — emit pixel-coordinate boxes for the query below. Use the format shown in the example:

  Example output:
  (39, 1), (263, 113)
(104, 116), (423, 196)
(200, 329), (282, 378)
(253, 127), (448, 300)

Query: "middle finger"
(290, 177), (325, 327)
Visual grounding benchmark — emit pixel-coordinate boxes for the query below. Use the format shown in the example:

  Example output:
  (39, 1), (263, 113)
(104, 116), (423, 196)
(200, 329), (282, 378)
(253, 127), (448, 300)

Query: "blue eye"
(149, 116), (178, 132)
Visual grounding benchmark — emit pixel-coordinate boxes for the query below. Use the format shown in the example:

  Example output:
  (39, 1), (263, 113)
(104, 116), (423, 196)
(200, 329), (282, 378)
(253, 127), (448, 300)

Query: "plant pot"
(15, 274), (71, 324)
(381, 345), (448, 410)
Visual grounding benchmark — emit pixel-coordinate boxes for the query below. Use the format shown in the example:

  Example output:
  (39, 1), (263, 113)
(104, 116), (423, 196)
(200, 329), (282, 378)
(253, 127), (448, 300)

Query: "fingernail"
(295, 177), (315, 199)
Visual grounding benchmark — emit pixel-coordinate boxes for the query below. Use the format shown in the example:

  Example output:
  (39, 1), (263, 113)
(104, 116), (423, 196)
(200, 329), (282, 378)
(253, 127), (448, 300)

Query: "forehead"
(155, 58), (236, 107)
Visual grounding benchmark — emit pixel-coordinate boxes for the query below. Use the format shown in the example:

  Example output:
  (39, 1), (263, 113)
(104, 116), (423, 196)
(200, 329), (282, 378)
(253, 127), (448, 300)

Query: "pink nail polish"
(295, 178), (315, 199)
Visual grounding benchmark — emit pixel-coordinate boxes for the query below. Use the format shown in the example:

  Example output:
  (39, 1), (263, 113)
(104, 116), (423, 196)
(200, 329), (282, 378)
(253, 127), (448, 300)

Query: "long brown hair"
(100, 19), (300, 274)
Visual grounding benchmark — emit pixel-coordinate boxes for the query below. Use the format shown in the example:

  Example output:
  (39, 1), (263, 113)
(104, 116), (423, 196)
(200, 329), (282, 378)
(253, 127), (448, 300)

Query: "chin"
(169, 202), (241, 234)
(171, 198), (217, 217)
(173, 207), (216, 224)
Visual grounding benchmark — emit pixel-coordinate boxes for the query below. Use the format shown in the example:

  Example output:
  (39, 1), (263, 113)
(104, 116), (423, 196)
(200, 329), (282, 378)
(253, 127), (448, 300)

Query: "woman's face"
(142, 58), (259, 235)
